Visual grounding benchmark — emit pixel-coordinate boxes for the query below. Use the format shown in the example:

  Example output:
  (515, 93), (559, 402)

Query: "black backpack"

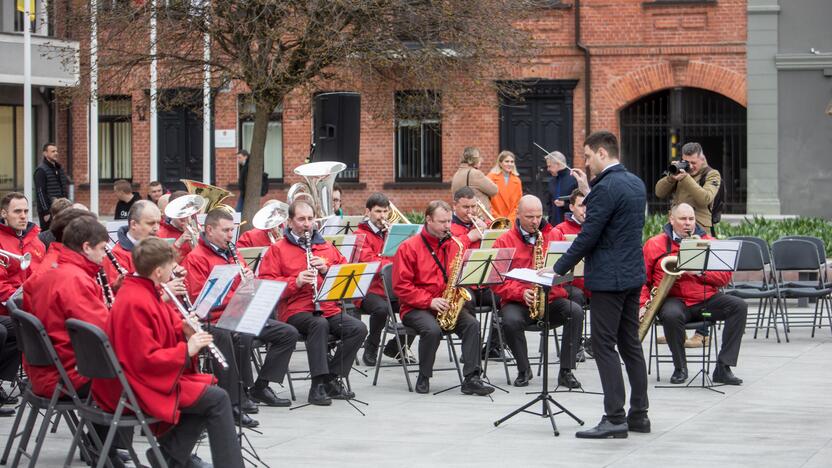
(698, 167), (725, 224)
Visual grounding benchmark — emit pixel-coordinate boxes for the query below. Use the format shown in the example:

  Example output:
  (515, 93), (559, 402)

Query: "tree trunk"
(240, 100), (276, 233)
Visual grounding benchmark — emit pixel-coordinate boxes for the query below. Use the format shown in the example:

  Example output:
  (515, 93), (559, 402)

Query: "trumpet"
(0, 249), (31, 270)
(104, 245), (128, 276)
(474, 199), (511, 230)
(160, 283), (229, 370)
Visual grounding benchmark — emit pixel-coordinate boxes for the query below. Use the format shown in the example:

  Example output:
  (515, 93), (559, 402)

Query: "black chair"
(64, 318), (168, 468)
(1, 310), (90, 468)
(771, 239), (832, 339)
(780, 235), (830, 287)
(728, 236), (774, 290)
(647, 318), (718, 383)
(725, 240), (784, 342)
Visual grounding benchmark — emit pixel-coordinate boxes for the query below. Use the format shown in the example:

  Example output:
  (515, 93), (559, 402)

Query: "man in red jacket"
(182, 209), (298, 424)
(0, 192), (45, 303)
(392, 200), (493, 396)
(236, 199), (284, 248)
(449, 187), (487, 249)
(94, 237), (243, 468)
(259, 200), (367, 406)
(640, 203), (746, 385)
(103, 200), (162, 281)
(492, 195), (584, 388)
(156, 191), (197, 260)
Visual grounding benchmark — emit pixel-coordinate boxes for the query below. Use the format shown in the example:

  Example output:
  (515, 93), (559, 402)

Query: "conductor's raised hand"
(570, 168), (590, 195)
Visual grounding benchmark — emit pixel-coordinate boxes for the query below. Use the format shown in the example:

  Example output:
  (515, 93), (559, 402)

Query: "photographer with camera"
(655, 142), (722, 236)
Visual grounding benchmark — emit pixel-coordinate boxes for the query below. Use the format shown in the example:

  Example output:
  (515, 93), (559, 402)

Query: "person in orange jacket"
(487, 150), (522, 225)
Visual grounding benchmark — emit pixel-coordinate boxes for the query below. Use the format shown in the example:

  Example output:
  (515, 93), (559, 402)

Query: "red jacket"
(450, 215), (480, 249)
(157, 220), (193, 260)
(492, 224), (568, 307)
(355, 222), (391, 298)
(180, 237), (247, 322)
(258, 231), (346, 321)
(237, 229), (275, 248)
(393, 229), (468, 318)
(552, 217), (587, 295)
(93, 276), (213, 431)
(22, 248), (109, 397)
(0, 222), (45, 304)
(640, 228), (732, 307)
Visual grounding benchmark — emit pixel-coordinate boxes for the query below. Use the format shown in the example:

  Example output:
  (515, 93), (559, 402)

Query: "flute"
(160, 283), (229, 370)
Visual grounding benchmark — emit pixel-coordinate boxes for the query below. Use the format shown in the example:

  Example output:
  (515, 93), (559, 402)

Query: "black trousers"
(500, 298), (584, 372)
(659, 293), (747, 370)
(0, 316), (20, 382)
(401, 309), (481, 378)
(159, 386), (243, 468)
(238, 319), (299, 386)
(207, 327), (243, 403)
(590, 289), (649, 424)
(358, 293), (389, 349)
(287, 312), (368, 378)
(564, 285), (587, 308)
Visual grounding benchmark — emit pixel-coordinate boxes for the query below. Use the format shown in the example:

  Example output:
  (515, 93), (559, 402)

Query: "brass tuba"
(474, 199), (511, 230)
(182, 179), (235, 214)
(286, 162), (346, 219)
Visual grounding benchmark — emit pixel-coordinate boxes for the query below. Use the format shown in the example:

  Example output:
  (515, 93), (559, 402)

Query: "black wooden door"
(157, 90), (204, 192)
(499, 80), (577, 204)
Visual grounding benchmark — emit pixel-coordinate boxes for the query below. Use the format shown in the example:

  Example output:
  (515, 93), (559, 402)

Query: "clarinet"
(173, 268), (195, 311)
(226, 242), (247, 282)
(98, 268), (114, 308)
(161, 283), (229, 370)
(105, 245), (128, 276)
(303, 231), (323, 314)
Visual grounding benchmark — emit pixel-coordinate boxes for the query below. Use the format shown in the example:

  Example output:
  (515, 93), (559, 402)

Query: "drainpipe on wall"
(575, 0), (591, 138)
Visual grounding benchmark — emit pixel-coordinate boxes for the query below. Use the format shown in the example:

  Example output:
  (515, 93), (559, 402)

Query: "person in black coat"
(552, 131), (649, 439)
(545, 151), (578, 226)
(33, 143), (70, 230)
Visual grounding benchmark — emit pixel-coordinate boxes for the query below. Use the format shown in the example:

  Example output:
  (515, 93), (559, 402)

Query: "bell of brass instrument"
(436, 234), (472, 332)
(474, 199), (511, 230)
(387, 202), (412, 225)
(0, 249), (31, 270)
(182, 179), (235, 214)
(286, 162), (346, 219)
(165, 194), (206, 249)
(252, 200), (289, 231)
(528, 230), (547, 321)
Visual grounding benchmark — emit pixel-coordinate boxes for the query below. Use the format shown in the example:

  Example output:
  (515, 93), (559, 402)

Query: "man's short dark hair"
(114, 179), (132, 194)
(63, 217), (109, 252)
(681, 142), (703, 157)
(237, 149), (250, 158)
(42, 143), (56, 152)
(569, 188), (586, 207)
(49, 198), (73, 218)
(288, 200), (315, 219)
(1, 192), (27, 212)
(133, 237), (176, 277)
(425, 200), (451, 218)
(51, 209), (97, 243)
(204, 208), (234, 228)
(584, 131), (619, 158)
(365, 193), (390, 210)
(453, 186), (476, 202)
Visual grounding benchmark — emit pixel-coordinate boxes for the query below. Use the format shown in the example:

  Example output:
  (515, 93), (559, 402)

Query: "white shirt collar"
(600, 161), (620, 174)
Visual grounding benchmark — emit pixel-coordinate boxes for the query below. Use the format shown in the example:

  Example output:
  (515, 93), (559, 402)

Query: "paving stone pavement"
(1, 307), (830, 467)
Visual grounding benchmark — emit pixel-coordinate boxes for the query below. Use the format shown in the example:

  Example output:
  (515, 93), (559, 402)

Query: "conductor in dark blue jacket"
(552, 131), (649, 439)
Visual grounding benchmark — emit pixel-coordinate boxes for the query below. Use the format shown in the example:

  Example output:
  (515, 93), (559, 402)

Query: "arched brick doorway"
(620, 87), (747, 214)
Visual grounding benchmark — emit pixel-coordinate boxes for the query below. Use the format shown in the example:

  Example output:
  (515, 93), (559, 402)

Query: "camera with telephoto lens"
(667, 160), (690, 175)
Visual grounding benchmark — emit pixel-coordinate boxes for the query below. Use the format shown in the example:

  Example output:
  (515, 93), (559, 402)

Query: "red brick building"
(57, 0), (746, 217)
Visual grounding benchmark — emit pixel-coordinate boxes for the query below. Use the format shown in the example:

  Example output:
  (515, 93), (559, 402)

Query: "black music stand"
(433, 248), (515, 396)
(290, 262), (380, 416)
(320, 216), (365, 236)
(655, 239), (740, 394)
(323, 233), (366, 263)
(494, 270), (584, 436)
(216, 280), (287, 467)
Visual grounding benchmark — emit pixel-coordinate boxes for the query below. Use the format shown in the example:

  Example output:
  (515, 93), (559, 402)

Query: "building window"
(395, 91), (442, 182)
(98, 97), (132, 181)
(0, 106), (28, 192)
(238, 97), (283, 181)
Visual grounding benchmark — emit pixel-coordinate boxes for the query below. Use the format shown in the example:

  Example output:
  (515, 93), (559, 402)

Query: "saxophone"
(528, 229), (547, 321)
(436, 233), (472, 332)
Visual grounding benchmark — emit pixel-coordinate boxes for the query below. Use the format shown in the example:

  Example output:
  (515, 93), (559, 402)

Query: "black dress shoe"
(250, 385), (291, 407)
(362, 343), (379, 367)
(0, 407), (14, 417)
(558, 369), (581, 389)
(307, 383), (332, 406)
(575, 417), (628, 439)
(627, 415), (651, 433)
(241, 395), (259, 414)
(461, 374), (495, 396)
(513, 368), (533, 387)
(0, 388), (18, 405)
(415, 374), (430, 394)
(146, 448), (170, 468)
(670, 367), (689, 384)
(232, 406), (260, 428)
(188, 453), (213, 468)
(713, 364), (743, 385)
(324, 379), (355, 400)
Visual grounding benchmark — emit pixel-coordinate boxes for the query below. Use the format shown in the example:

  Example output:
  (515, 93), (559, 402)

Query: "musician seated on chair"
(236, 200), (285, 248)
(392, 200), (493, 396)
(640, 203), (746, 386)
(553, 188), (589, 308)
(157, 191), (198, 260)
(0, 192), (45, 303)
(93, 237), (244, 468)
(181, 208), (298, 425)
(103, 200), (161, 282)
(356, 193), (415, 367)
(492, 195), (584, 389)
(258, 200), (367, 406)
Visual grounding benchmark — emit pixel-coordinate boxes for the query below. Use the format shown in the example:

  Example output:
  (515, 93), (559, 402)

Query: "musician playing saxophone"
(492, 195), (584, 388)
(258, 200), (366, 406)
(640, 203), (746, 385)
(392, 200), (493, 396)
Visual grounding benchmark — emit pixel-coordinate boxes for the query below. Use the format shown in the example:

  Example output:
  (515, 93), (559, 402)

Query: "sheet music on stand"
(504, 268), (573, 287)
(197, 211), (242, 242)
(320, 215), (365, 236)
(677, 238), (741, 272)
(380, 224), (422, 257)
(480, 229), (509, 249)
(216, 280), (286, 336)
(193, 264), (240, 319)
(315, 262), (381, 302)
(323, 233), (366, 263)
(239, 247), (269, 275)
(455, 248), (515, 287)
(544, 241), (584, 277)
(105, 220), (128, 244)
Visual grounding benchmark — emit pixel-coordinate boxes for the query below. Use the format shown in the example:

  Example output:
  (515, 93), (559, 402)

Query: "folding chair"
(771, 239), (832, 339)
(647, 318), (718, 383)
(725, 239), (783, 341)
(64, 318), (168, 468)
